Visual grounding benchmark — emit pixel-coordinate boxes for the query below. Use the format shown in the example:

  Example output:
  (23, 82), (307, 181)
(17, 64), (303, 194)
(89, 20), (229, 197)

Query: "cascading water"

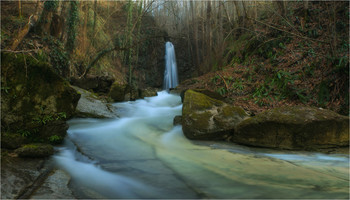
(163, 41), (178, 90)
(49, 92), (349, 199)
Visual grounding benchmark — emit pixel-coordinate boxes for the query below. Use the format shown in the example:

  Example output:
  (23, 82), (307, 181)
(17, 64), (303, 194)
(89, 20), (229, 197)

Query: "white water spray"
(163, 41), (178, 90)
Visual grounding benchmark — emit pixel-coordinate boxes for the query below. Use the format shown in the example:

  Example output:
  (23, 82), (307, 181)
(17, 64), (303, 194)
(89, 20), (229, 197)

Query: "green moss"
(221, 105), (246, 118)
(183, 90), (223, 113)
(190, 111), (211, 130)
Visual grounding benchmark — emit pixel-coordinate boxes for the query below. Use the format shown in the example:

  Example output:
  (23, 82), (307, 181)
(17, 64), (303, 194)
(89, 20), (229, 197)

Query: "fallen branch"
(216, 73), (229, 91)
(249, 17), (329, 44)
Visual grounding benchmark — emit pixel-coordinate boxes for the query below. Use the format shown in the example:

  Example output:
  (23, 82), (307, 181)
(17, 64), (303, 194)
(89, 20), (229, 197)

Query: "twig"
(216, 73), (229, 91)
(1, 49), (38, 53)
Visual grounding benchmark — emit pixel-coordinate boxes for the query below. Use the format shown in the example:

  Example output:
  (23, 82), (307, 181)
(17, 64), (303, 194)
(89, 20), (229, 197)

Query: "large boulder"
(70, 75), (115, 94)
(72, 86), (118, 118)
(182, 90), (249, 140)
(139, 87), (158, 98)
(109, 82), (128, 102)
(234, 106), (349, 150)
(1, 52), (80, 144)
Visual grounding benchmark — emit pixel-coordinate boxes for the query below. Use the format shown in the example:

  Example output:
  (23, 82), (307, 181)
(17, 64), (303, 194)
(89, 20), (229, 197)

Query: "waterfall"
(163, 41), (178, 90)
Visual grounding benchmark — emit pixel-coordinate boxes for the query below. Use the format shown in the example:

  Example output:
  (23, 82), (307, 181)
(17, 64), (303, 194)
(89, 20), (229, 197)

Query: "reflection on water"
(54, 91), (349, 199)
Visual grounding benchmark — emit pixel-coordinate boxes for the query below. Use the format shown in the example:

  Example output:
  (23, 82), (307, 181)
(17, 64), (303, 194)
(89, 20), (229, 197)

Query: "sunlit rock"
(72, 86), (117, 118)
(182, 90), (248, 140)
(234, 106), (349, 150)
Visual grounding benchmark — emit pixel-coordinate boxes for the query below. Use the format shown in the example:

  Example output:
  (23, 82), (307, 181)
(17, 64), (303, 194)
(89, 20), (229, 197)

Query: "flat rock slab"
(72, 86), (118, 118)
(30, 169), (75, 199)
(234, 106), (349, 150)
(1, 155), (47, 199)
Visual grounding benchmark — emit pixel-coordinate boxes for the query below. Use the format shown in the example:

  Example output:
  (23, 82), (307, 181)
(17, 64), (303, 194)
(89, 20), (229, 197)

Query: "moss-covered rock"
(15, 143), (54, 158)
(182, 90), (248, 140)
(139, 87), (158, 98)
(109, 82), (128, 102)
(234, 106), (349, 150)
(1, 52), (80, 145)
(1, 52), (80, 129)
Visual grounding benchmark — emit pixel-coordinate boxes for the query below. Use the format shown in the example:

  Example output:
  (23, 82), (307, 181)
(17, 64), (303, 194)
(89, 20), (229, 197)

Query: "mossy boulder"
(70, 75), (115, 94)
(234, 106), (349, 150)
(1, 52), (80, 133)
(182, 90), (249, 140)
(139, 87), (158, 98)
(109, 82), (128, 102)
(15, 143), (54, 158)
(180, 89), (226, 103)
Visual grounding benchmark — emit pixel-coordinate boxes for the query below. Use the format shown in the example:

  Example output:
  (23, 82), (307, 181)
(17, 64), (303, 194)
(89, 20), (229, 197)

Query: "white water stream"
(53, 91), (349, 199)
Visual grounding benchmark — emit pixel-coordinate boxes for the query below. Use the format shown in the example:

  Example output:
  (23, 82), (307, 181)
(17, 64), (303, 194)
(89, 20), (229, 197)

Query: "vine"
(66, 1), (79, 55)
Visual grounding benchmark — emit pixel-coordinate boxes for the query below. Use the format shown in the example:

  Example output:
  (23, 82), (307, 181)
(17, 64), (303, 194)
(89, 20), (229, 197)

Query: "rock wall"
(1, 52), (80, 147)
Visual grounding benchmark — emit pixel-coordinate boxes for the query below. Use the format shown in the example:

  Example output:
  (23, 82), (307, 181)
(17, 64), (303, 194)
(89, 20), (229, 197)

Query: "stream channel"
(53, 91), (349, 199)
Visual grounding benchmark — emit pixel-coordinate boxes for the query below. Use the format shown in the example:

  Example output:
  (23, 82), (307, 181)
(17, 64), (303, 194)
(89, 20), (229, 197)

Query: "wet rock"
(140, 87), (158, 98)
(15, 143), (54, 158)
(234, 106), (349, 150)
(182, 90), (248, 140)
(173, 115), (182, 126)
(1, 132), (28, 149)
(1, 155), (48, 199)
(109, 82), (128, 102)
(72, 86), (118, 118)
(124, 85), (141, 101)
(30, 169), (75, 199)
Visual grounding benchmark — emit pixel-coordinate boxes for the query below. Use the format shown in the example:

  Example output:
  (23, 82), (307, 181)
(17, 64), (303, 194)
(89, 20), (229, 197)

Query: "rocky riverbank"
(181, 89), (349, 152)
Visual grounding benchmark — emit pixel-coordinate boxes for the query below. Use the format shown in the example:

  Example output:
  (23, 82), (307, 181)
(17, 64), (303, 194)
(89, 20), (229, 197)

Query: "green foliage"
(211, 75), (220, 84)
(66, 1), (79, 55)
(44, 0), (59, 12)
(317, 81), (330, 106)
(232, 79), (245, 91)
(18, 129), (31, 137)
(32, 112), (67, 125)
(45, 37), (70, 76)
(48, 135), (61, 143)
(217, 87), (227, 96)
(1, 86), (11, 94)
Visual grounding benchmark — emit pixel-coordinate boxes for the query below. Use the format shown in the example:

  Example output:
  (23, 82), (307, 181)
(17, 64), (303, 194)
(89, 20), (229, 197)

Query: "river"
(53, 91), (349, 199)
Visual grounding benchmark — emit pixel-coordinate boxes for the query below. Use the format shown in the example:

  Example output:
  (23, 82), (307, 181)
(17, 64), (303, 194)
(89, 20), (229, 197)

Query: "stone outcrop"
(109, 81), (158, 102)
(234, 106), (349, 150)
(139, 87), (158, 98)
(109, 82), (128, 102)
(70, 75), (115, 94)
(15, 143), (54, 158)
(72, 86), (118, 118)
(182, 90), (248, 140)
(1, 52), (80, 147)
